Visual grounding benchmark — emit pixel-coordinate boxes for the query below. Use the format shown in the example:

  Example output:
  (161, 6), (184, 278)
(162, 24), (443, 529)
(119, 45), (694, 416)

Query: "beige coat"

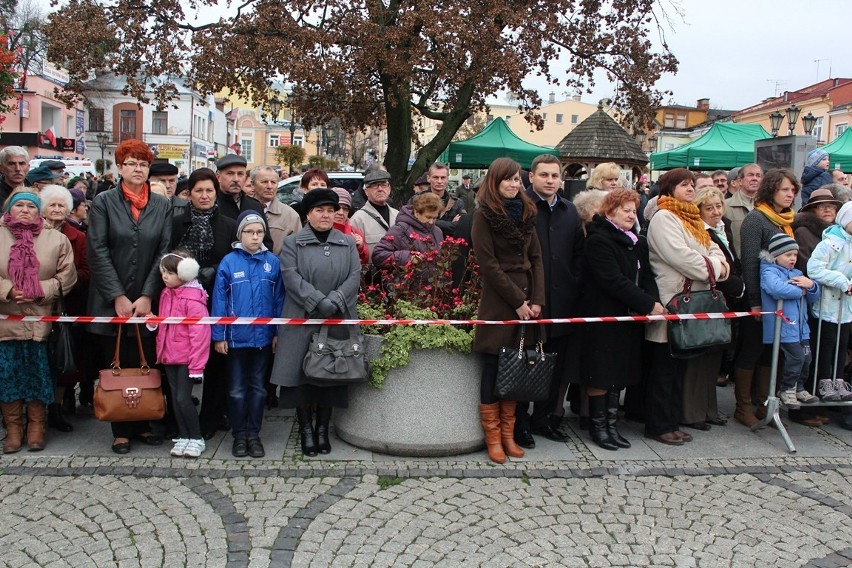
(264, 199), (302, 256)
(0, 225), (78, 342)
(724, 190), (754, 258)
(349, 201), (399, 257)
(645, 209), (728, 343)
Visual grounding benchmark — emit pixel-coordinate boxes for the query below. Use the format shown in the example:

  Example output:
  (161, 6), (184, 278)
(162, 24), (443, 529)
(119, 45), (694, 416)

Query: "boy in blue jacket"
(212, 212), (285, 458)
(760, 233), (820, 409)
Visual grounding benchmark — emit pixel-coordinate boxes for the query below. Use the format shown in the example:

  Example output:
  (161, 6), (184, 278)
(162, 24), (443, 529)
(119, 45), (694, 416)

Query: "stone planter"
(335, 335), (484, 457)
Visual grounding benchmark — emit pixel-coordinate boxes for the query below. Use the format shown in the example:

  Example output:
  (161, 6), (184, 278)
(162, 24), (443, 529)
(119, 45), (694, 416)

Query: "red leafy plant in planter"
(357, 235), (480, 388)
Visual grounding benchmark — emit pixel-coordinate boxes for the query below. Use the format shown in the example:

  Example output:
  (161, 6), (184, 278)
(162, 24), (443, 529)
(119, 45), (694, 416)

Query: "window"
(664, 143), (674, 150)
(664, 113), (675, 128)
(555, 114), (564, 124)
(241, 139), (252, 161)
(89, 108), (105, 132)
(675, 113), (687, 129)
(152, 111), (168, 135)
(269, 133), (280, 147)
(835, 123), (848, 139)
(571, 114), (578, 124)
(813, 117), (824, 143)
(293, 135), (304, 147)
(542, 113), (547, 122)
(119, 109), (136, 140)
(486, 114), (494, 124)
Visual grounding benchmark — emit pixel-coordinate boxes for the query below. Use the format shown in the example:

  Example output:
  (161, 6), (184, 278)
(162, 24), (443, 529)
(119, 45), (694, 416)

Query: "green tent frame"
(650, 122), (771, 171)
(439, 117), (559, 169)
(820, 128), (852, 172)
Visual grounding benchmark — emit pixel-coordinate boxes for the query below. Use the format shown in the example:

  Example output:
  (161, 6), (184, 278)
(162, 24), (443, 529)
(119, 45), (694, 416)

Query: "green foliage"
(275, 144), (306, 172)
(376, 476), (405, 490)
(307, 155), (339, 171)
(95, 158), (112, 174)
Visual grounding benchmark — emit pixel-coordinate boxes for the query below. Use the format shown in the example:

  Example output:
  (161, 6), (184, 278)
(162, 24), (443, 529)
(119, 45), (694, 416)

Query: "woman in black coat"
(579, 189), (664, 450)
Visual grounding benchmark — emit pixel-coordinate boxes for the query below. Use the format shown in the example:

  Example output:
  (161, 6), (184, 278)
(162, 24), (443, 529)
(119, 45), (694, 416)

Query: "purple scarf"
(4, 211), (44, 299)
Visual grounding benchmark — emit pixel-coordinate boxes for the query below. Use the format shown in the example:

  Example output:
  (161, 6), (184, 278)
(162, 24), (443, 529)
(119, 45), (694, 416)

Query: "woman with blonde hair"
(586, 162), (622, 191)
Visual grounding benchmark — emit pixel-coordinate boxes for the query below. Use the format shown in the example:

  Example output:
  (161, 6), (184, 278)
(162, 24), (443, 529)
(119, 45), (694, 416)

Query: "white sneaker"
(778, 389), (800, 409)
(835, 379), (852, 402)
(170, 438), (189, 456)
(183, 438), (206, 458)
(796, 390), (819, 404)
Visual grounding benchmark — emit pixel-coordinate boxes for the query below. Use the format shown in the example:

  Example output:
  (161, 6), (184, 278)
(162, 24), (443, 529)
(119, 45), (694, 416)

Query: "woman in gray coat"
(271, 189), (361, 457)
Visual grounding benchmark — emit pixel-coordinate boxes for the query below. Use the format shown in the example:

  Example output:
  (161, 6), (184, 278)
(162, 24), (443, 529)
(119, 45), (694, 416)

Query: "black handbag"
(495, 326), (555, 401)
(665, 256), (732, 359)
(48, 284), (77, 374)
(302, 324), (369, 385)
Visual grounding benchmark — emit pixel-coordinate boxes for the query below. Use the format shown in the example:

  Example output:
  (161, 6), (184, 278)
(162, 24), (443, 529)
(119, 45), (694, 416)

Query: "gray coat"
(86, 186), (172, 336)
(270, 226), (361, 388)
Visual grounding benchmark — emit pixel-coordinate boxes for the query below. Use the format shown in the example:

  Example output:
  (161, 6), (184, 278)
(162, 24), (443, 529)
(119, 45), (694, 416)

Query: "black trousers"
(644, 342), (686, 436)
(480, 354), (499, 404)
(199, 348), (228, 432)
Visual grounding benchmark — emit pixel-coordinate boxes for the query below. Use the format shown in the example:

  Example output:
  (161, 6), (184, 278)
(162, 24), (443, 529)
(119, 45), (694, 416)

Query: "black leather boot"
(606, 391), (631, 448)
(296, 406), (317, 457)
(315, 406), (332, 454)
(47, 402), (73, 432)
(589, 395), (618, 451)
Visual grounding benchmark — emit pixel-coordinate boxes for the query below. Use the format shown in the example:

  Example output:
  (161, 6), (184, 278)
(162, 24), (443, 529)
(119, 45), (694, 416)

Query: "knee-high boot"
(753, 366), (772, 421)
(296, 406), (317, 457)
(606, 391), (631, 448)
(589, 394), (618, 451)
(315, 406), (332, 454)
(26, 401), (46, 451)
(479, 403), (506, 464)
(498, 400), (525, 458)
(1, 401), (23, 454)
(733, 368), (758, 427)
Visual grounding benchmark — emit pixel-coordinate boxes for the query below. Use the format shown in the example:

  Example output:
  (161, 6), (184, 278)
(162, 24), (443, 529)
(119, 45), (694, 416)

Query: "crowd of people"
(1, 140), (851, 463)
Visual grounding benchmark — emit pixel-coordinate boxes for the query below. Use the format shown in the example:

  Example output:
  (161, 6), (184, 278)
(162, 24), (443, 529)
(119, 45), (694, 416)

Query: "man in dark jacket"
(418, 162), (465, 237)
(516, 154), (585, 447)
(0, 146), (29, 204)
(215, 154), (272, 249)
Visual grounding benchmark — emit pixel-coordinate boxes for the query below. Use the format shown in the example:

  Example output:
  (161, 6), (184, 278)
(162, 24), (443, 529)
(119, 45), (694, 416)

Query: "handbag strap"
(111, 324), (150, 370)
(680, 256), (719, 300)
(54, 282), (67, 316)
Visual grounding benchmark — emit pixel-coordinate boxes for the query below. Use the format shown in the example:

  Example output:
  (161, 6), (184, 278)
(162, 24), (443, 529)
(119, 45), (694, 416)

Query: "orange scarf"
(121, 181), (149, 222)
(754, 202), (795, 237)
(657, 196), (711, 248)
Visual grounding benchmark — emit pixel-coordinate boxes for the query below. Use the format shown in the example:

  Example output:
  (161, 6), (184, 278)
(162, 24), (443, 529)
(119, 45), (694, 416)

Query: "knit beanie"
(836, 202), (852, 229)
(236, 211), (266, 236)
(767, 233), (798, 258)
(806, 148), (828, 169)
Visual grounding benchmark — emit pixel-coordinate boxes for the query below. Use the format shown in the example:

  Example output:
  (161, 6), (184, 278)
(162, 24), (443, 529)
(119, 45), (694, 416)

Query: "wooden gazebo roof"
(556, 102), (648, 166)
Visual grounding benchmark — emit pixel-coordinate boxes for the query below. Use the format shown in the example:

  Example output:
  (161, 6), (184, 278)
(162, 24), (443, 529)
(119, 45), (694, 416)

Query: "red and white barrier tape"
(0, 311), (770, 326)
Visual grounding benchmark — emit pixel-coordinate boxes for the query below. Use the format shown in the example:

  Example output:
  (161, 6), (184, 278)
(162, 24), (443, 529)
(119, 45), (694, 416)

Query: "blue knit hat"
(767, 233), (798, 258)
(806, 148), (829, 168)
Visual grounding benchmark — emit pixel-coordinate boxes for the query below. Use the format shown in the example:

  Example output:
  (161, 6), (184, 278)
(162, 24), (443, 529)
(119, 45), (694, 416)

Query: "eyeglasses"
(241, 229), (264, 237)
(122, 161), (150, 169)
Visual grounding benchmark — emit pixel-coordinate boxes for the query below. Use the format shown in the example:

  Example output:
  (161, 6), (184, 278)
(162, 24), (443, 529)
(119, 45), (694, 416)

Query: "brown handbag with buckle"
(94, 324), (165, 422)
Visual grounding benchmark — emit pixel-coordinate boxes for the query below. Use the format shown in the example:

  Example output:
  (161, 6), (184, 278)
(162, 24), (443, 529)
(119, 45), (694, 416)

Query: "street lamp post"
(786, 104), (801, 136)
(801, 112), (818, 136)
(96, 132), (110, 175)
(769, 111), (784, 137)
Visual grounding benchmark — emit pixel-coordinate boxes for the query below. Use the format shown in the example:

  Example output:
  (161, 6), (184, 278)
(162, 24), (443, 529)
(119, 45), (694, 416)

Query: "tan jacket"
(264, 199), (302, 256)
(645, 210), (728, 343)
(0, 225), (78, 342)
(724, 190), (754, 258)
(349, 201), (399, 257)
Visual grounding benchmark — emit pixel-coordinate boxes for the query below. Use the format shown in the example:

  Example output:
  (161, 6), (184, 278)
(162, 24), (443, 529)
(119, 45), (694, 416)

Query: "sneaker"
(819, 379), (841, 401)
(170, 439), (188, 457)
(796, 390), (819, 404)
(183, 438), (206, 458)
(835, 379), (852, 402)
(778, 389), (800, 409)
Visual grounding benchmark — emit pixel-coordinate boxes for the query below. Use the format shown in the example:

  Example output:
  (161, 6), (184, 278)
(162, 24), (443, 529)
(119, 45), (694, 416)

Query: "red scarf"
(3, 211), (44, 299)
(121, 181), (149, 222)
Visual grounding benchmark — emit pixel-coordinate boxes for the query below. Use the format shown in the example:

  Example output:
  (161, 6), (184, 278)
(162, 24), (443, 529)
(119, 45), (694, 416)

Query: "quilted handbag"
(666, 256), (732, 359)
(47, 284), (76, 374)
(94, 325), (165, 422)
(302, 325), (369, 385)
(494, 326), (555, 401)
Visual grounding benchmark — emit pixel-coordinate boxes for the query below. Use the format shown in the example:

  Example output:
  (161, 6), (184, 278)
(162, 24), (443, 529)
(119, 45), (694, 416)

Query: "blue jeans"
(227, 346), (271, 439)
(779, 341), (811, 392)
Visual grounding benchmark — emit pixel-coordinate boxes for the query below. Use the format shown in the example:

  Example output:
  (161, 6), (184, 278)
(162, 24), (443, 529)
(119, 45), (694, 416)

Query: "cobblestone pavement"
(2, 390), (852, 567)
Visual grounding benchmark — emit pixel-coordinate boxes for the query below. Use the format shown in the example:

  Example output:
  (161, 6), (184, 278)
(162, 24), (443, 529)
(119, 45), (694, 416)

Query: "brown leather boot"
(479, 403), (506, 464)
(26, 401), (46, 451)
(498, 400), (525, 458)
(1, 401), (24, 454)
(733, 369), (758, 427)
(753, 366), (772, 421)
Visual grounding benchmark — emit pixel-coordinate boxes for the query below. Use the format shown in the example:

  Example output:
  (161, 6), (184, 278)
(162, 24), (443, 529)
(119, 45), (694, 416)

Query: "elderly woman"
(0, 189), (77, 453)
(87, 139), (171, 454)
(271, 189), (361, 457)
(735, 168), (800, 427)
(172, 167), (238, 438)
(579, 189), (664, 450)
(373, 192), (443, 268)
(679, 187), (745, 431)
(472, 157), (544, 464)
(645, 168), (729, 446)
(39, 184), (91, 431)
(572, 189), (608, 232)
(330, 187), (369, 265)
(586, 162), (622, 191)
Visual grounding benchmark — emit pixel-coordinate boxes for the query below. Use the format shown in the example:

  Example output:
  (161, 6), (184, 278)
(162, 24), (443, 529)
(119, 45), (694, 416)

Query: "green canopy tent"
(439, 117), (559, 169)
(820, 128), (852, 172)
(650, 122), (771, 171)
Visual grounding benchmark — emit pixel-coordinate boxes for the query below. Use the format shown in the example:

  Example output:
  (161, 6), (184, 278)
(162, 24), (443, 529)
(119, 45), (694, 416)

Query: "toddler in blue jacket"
(760, 233), (819, 409)
(211, 212), (284, 458)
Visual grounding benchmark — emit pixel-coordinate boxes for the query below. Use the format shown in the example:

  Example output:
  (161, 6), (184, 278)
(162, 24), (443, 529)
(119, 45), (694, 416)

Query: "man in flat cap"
(350, 169), (399, 260)
(25, 165), (63, 192)
(148, 162), (179, 199)
(215, 154), (271, 248)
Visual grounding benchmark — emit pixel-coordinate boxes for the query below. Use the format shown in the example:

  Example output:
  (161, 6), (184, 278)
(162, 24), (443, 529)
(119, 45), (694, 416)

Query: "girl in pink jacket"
(153, 251), (211, 458)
